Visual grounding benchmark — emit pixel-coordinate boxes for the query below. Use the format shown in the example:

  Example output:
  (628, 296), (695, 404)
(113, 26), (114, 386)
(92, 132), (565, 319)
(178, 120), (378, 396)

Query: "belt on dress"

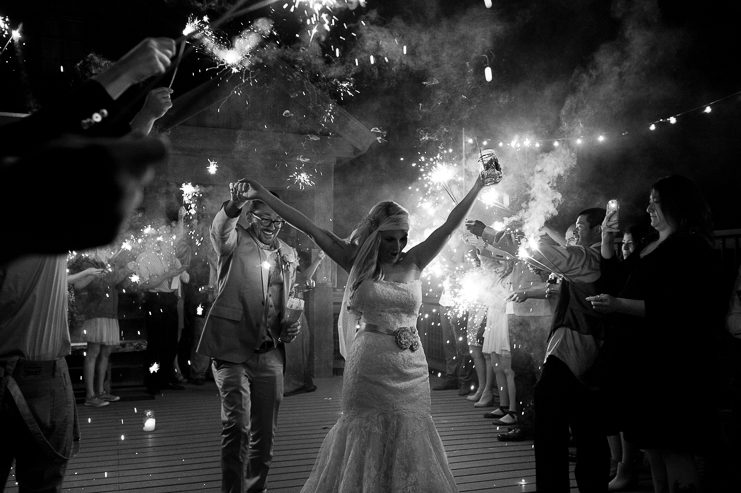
(363, 324), (421, 352)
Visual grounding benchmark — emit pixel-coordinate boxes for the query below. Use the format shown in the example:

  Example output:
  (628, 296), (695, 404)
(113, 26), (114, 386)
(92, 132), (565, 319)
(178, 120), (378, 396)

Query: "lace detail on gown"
(300, 280), (458, 493)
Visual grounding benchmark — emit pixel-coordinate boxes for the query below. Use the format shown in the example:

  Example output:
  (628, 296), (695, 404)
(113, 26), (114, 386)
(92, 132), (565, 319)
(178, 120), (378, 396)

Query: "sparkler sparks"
(0, 16), (21, 56)
(207, 159), (218, 174)
(148, 363), (160, 374)
(181, 182), (203, 216)
(183, 15), (268, 74)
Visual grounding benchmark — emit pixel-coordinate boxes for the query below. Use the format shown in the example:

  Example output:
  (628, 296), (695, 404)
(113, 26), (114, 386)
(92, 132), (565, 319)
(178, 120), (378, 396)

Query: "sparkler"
(207, 159), (218, 174)
(0, 18), (21, 56)
(181, 182), (203, 216)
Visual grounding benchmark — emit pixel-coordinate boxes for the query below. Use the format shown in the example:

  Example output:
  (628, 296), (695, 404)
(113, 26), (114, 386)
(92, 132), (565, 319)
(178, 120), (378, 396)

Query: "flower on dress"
(396, 327), (420, 352)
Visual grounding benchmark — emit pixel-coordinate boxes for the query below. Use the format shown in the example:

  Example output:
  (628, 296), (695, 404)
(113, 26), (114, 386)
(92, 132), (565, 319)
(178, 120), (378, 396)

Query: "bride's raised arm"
(406, 175), (486, 270)
(236, 178), (356, 272)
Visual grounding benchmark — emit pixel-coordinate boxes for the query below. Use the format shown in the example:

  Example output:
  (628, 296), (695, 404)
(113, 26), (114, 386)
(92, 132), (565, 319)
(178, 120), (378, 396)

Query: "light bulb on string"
(650, 123), (656, 131)
(704, 106), (712, 113)
(669, 116), (677, 124)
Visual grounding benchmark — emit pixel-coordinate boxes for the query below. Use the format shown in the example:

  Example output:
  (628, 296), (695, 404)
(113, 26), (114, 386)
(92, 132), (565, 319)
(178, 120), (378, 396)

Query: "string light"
(465, 87), (741, 149)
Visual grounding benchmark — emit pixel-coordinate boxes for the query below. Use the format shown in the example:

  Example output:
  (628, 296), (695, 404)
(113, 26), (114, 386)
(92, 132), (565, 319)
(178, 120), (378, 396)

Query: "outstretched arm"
(407, 175), (486, 270)
(235, 179), (356, 272)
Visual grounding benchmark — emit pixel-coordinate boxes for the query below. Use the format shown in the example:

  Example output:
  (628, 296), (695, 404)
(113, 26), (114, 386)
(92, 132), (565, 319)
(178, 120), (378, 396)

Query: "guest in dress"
(69, 247), (137, 407)
(589, 175), (716, 493)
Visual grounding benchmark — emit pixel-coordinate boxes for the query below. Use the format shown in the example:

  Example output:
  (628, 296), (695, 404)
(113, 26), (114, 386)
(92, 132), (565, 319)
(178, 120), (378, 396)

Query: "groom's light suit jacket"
(197, 203), (298, 365)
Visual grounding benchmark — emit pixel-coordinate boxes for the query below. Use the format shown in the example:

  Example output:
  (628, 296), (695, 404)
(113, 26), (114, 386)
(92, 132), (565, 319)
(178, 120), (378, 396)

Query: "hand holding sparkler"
(93, 38), (176, 100)
(130, 87), (174, 136)
(586, 293), (618, 313)
(142, 87), (174, 119)
(465, 219), (486, 237)
(545, 282), (561, 299)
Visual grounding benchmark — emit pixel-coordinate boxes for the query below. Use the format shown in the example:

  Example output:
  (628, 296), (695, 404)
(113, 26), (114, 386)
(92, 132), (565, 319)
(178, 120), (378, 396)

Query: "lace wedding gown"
(300, 279), (458, 493)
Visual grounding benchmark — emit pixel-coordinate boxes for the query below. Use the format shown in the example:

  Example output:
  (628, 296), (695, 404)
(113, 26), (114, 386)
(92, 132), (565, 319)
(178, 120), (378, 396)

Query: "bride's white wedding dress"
(300, 279), (458, 493)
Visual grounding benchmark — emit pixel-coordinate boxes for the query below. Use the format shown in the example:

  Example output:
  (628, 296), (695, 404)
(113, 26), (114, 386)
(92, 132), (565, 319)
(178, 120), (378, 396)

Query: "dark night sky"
(1, 0), (739, 233)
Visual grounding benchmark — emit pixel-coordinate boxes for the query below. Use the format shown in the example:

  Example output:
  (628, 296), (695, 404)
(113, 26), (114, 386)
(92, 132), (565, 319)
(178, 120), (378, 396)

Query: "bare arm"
(601, 210), (619, 259)
(137, 265), (185, 291)
(237, 179), (356, 272)
(406, 175), (486, 270)
(129, 87), (173, 136)
(303, 251), (325, 281)
(68, 267), (105, 288)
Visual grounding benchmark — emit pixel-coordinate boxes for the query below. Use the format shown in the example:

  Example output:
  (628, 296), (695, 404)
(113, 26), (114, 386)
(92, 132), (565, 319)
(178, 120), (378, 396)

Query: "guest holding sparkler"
(466, 222), (562, 440)
(0, 37), (174, 493)
(462, 248), (496, 408)
(137, 235), (189, 395)
(69, 247), (137, 407)
(480, 208), (610, 492)
(236, 173), (490, 493)
(479, 258), (516, 422)
(588, 175), (716, 493)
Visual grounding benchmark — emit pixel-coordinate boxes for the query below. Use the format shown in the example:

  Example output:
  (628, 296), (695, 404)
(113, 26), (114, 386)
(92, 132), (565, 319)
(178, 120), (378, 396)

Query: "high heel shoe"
(473, 392), (494, 408)
(608, 461), (639, 491)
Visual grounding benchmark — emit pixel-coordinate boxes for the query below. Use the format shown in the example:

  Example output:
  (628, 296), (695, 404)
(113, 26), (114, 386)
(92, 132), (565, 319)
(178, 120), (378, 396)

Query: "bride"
(234, 174), (487, 492)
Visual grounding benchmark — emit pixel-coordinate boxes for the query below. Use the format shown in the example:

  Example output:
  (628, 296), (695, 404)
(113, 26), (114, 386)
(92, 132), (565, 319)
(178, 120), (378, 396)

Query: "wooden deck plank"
(4, 375), (654, 492)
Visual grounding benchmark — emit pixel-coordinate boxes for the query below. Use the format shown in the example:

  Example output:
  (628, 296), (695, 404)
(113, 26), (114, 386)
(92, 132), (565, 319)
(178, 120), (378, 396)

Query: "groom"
(197, 179), (301, 493)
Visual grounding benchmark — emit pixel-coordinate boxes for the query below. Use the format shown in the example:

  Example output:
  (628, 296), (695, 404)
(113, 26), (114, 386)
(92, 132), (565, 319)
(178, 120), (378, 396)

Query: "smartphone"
(607, 199), (619, 223)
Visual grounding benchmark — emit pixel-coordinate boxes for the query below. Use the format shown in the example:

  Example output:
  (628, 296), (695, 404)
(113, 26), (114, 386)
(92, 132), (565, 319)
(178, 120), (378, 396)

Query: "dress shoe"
(497, 427), (529, 442)
(188, 376), (205, 385)
(162, 382), (185, 390)
(432, 379), (458, 391)
(146, 386), (161, 396)
(285, 384), (315, 397)
(458, 384), (475, 396)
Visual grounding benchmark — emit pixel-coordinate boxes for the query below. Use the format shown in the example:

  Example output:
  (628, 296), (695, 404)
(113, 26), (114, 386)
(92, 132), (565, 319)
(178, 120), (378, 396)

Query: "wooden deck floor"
(4, 376), (654, 492)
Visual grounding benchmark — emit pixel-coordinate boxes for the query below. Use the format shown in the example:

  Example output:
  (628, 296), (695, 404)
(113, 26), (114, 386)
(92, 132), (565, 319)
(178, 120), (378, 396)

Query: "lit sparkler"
(0, 18), (21, 56)
(207, 159), (218, 174)
(148, 363), (160, 374)
(181, 182), (203, 216)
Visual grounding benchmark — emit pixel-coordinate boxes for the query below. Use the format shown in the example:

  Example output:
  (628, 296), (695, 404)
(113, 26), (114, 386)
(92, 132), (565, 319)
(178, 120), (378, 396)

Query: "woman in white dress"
(234, 175), (487, 493)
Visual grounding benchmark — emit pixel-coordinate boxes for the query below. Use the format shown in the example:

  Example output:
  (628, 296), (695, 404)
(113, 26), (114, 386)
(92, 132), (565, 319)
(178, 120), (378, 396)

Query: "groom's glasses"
(250, 212), (285, 228)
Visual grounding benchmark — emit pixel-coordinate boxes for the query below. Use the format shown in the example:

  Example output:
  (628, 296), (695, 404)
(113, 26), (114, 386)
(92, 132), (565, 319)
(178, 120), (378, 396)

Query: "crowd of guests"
(1, 32), (739, 493)
(433, 174), (739, 492)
